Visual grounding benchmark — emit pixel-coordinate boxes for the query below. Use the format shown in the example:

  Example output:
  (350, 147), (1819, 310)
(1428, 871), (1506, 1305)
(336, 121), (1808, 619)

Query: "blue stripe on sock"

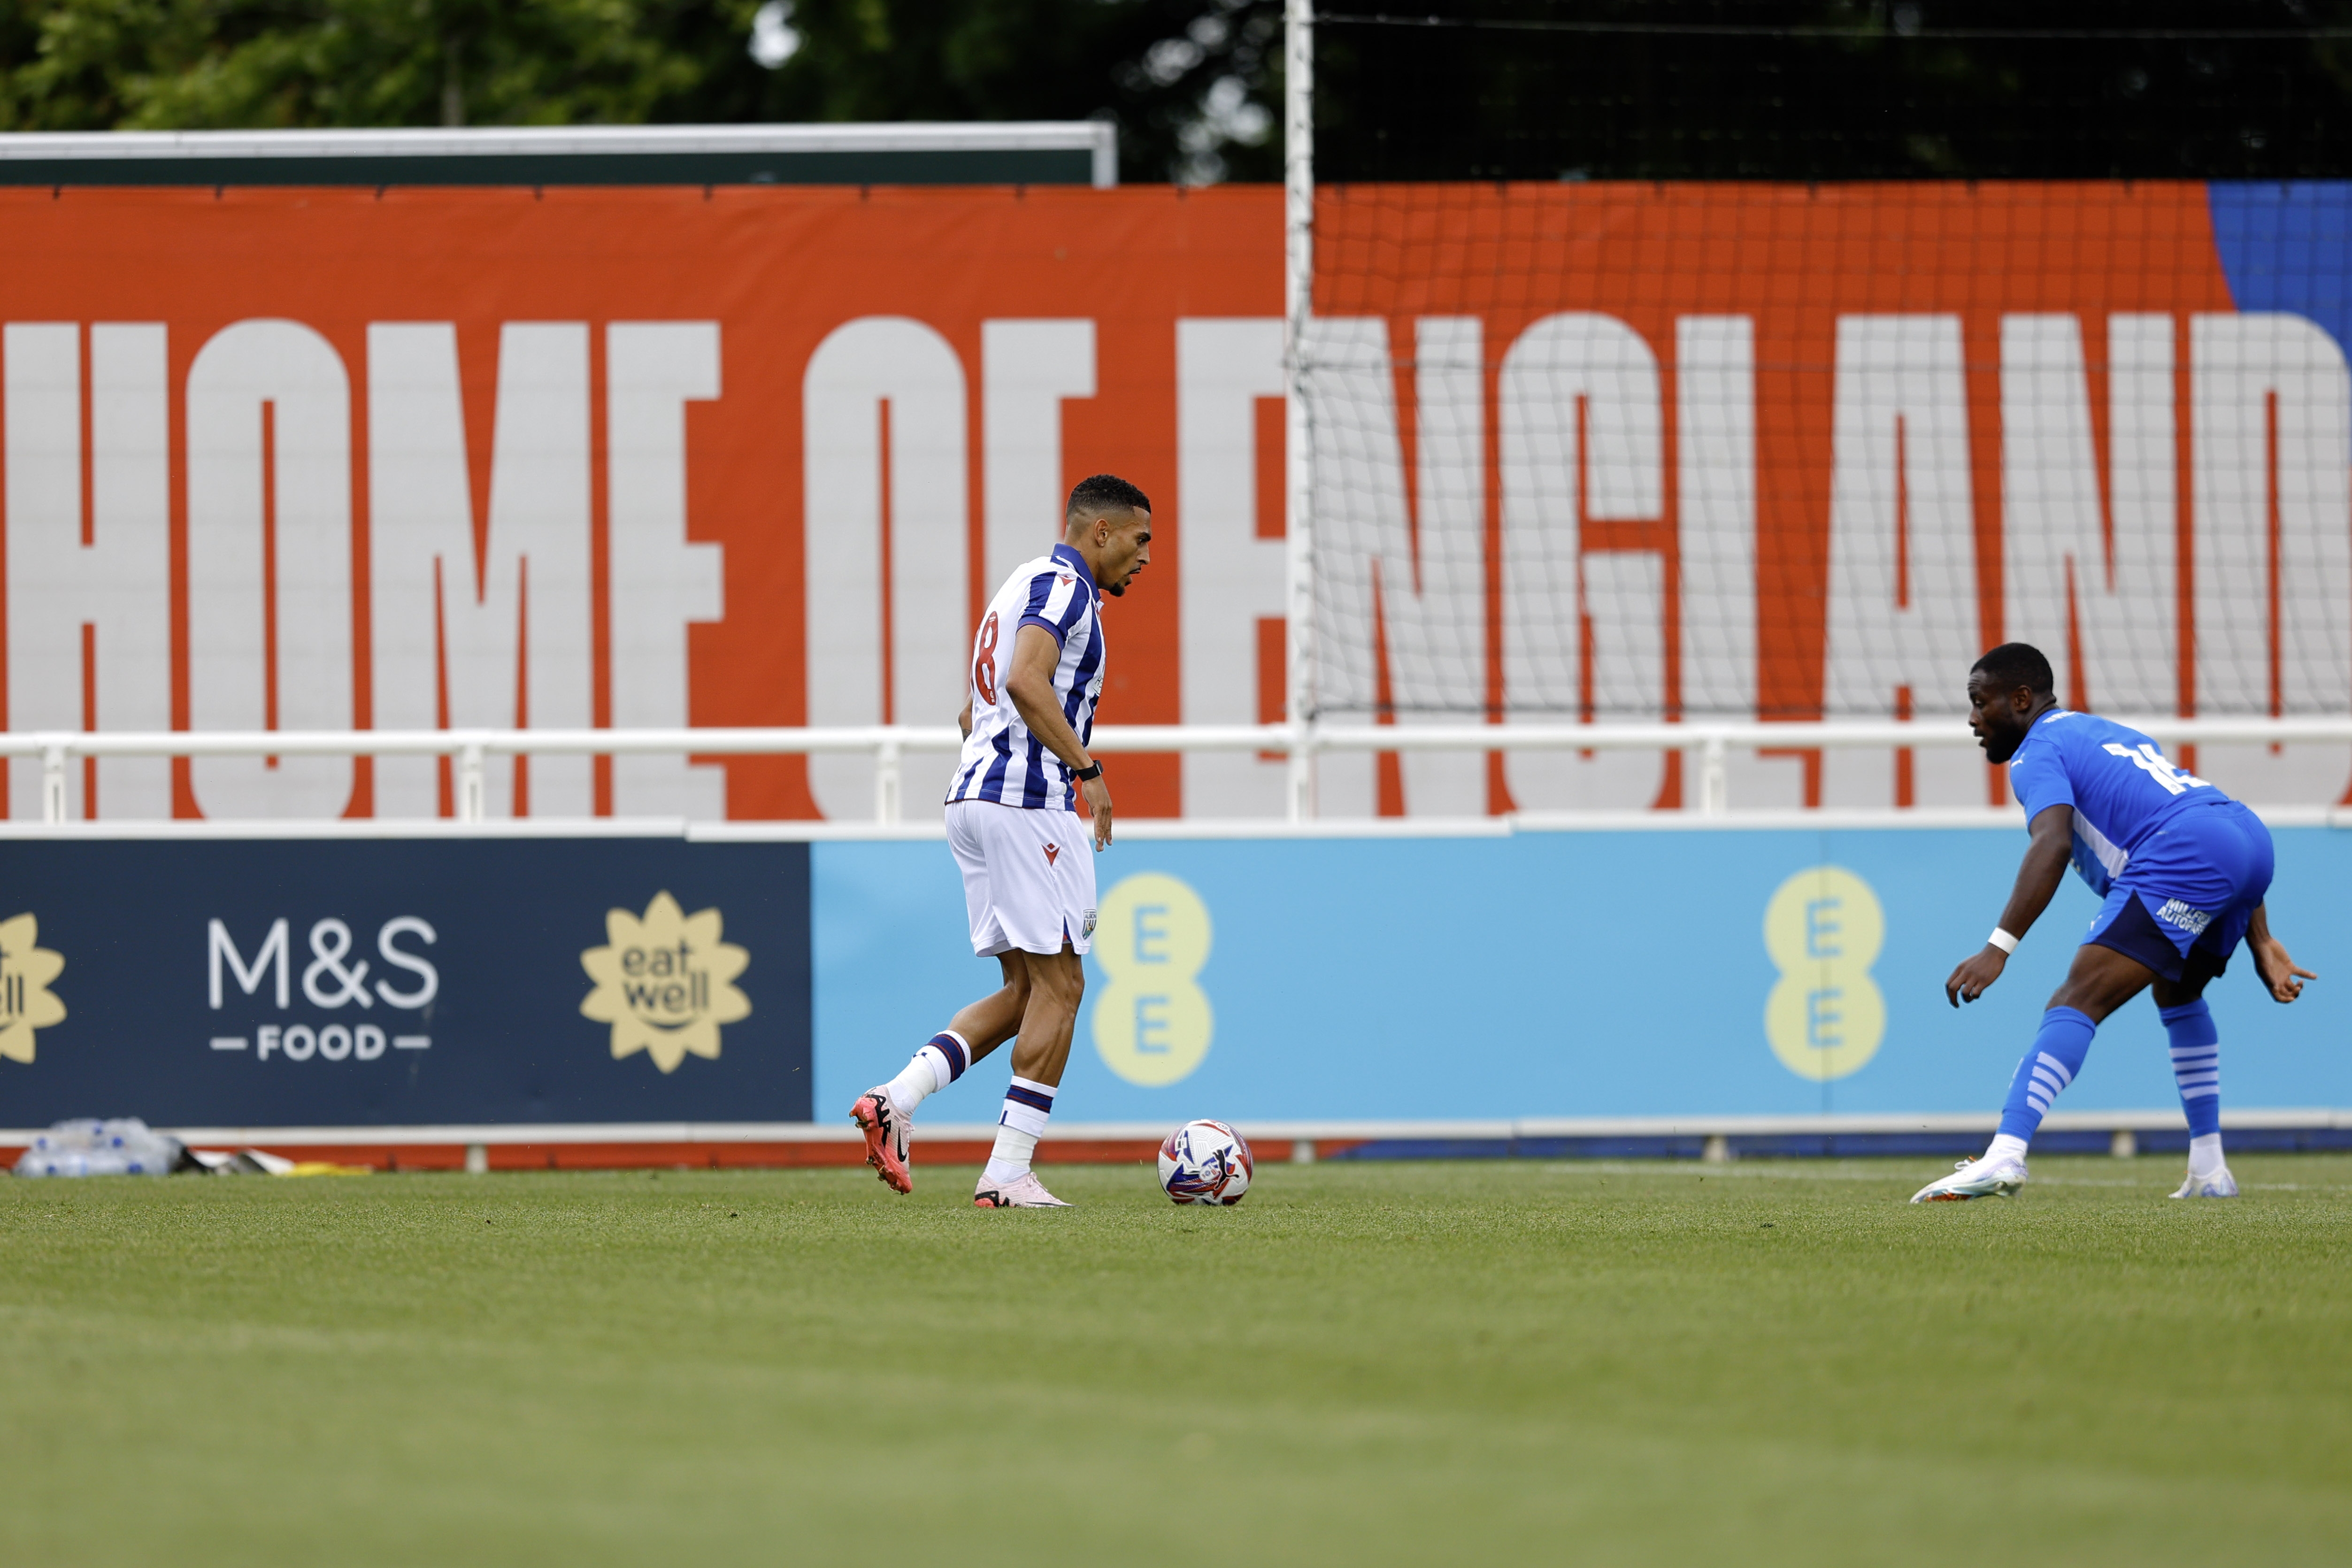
(2160, 998), (2222, 1138)
(927, 1032), (968, 1082)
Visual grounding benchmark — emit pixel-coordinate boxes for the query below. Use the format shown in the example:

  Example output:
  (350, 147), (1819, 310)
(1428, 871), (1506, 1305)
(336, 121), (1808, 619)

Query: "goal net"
(1299, 178), (2352, 811)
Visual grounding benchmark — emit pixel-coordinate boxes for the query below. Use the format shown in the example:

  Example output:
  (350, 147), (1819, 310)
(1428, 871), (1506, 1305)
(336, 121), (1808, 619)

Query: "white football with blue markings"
(1157, 1119), (1254, 1206)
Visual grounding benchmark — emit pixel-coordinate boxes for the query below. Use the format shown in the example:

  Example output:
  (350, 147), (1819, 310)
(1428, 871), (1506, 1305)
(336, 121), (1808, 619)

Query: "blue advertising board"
(4, 823), (2340, 1132)
(0, 837), (810, 1126)
(814, 824), (2352, 1125)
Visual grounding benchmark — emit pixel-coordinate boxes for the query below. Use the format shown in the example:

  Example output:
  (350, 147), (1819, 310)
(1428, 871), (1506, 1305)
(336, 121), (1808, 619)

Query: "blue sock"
(2160, 999), (2221, 1139)
(1998, 1007), (2098, 1142)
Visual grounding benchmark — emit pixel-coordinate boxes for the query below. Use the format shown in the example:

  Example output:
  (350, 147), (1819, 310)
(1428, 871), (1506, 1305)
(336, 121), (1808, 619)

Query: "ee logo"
(1090, 872), (1213, 1087)
(1762, 865), (1886, 1081)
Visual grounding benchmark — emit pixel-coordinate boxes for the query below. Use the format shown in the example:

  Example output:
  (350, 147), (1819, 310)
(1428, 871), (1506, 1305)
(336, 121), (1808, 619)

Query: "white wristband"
(1987, 928), (2020, 955)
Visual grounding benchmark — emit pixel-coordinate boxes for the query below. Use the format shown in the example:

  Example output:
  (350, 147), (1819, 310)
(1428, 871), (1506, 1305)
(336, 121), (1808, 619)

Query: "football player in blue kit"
(1915, 643), (2316, 1203)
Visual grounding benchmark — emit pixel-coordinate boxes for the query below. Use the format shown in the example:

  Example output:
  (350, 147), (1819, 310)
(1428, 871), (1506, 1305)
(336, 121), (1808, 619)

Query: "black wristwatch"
(1072, 760), (1104, 782)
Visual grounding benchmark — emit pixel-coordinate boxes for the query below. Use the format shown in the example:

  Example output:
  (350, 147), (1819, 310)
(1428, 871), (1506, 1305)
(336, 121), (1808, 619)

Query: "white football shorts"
(946, 799), (1098, 957)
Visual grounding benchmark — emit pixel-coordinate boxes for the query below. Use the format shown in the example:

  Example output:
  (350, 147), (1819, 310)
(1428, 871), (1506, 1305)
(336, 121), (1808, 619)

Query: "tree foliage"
(7, 0), (2351, 186)
(716, 0), (1278, 182)
(0, 0), (1281, 182)
(1316, 0), (2352, 182)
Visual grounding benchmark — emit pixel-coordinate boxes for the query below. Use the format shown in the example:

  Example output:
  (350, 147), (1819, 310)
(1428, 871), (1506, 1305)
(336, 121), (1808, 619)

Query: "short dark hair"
(1972, 642), (2055, 697)
(1067, 473), (1152, 521)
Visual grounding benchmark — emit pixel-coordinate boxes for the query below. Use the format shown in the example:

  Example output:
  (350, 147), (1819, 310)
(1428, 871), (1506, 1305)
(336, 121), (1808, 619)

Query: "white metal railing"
(3, 716), (2349, 826)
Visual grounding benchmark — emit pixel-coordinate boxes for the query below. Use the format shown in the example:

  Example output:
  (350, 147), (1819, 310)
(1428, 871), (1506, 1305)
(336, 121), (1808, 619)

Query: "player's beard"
(1104, 582), (1126, 597)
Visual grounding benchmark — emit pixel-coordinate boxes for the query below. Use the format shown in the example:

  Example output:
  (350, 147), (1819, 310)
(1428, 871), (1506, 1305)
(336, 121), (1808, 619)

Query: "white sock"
(881, 1031), (971, 1113)
(2188, 1132), (2226, 1175)
(1985, 1133), (2030, 1164)
(984, 1128), (1039, 1184)
(983, 1075), (1055, 1183)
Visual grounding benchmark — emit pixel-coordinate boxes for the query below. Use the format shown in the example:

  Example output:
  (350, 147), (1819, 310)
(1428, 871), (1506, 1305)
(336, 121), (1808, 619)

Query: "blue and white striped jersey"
(947, 543), (1107, 811)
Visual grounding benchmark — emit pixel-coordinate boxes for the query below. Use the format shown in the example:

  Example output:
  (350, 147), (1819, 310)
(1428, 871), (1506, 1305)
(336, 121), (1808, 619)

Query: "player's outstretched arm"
(1002, 623), (1114, 850)
(2246, 905), (2317, 1004)
(1946, 803), (2074, 1007)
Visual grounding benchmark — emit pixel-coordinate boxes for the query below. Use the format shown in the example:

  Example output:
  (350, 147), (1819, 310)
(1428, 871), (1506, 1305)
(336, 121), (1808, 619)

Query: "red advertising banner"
(1, 180), (2344, 822)
(0, 183), (1274, 822)
(1301, 182), (2344, 816)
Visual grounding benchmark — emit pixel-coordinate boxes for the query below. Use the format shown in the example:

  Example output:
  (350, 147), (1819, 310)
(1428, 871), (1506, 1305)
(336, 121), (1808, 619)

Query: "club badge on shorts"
(1081, 907), (1098, 939)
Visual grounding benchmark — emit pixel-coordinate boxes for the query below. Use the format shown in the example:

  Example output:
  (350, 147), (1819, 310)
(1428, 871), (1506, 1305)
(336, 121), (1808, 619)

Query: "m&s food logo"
(0, 913), (66, 1065)
(578, 892), (750, 1073)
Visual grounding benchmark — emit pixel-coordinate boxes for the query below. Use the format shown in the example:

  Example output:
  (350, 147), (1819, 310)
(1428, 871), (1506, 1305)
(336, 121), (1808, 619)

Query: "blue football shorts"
(2083, 797), (2275, 984)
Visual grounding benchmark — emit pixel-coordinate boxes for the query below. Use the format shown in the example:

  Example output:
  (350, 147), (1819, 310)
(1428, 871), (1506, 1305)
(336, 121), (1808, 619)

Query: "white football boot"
(849, 1089), (913, 1194)
(973, 1171), (1070, 1208)
(1910, 1150), (2030, 1203)
(2171, 1165), (2238, 1199)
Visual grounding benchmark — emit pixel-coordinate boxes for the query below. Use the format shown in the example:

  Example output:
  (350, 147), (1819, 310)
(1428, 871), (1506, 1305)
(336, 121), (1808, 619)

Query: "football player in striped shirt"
(852, 475), (1153, 1208)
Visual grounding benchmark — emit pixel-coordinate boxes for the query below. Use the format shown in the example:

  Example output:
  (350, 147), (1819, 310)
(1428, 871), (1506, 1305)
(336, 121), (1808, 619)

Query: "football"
(1156, 1120), (1255, 1205)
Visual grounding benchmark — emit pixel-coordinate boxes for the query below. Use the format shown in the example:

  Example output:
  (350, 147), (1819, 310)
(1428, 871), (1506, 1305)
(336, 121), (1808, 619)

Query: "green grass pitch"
(5, 1155), (2350, 1565)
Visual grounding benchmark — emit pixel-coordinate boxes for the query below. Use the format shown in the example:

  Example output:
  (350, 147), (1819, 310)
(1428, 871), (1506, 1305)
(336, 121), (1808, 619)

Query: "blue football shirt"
(2005, 710), (2229, 896)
